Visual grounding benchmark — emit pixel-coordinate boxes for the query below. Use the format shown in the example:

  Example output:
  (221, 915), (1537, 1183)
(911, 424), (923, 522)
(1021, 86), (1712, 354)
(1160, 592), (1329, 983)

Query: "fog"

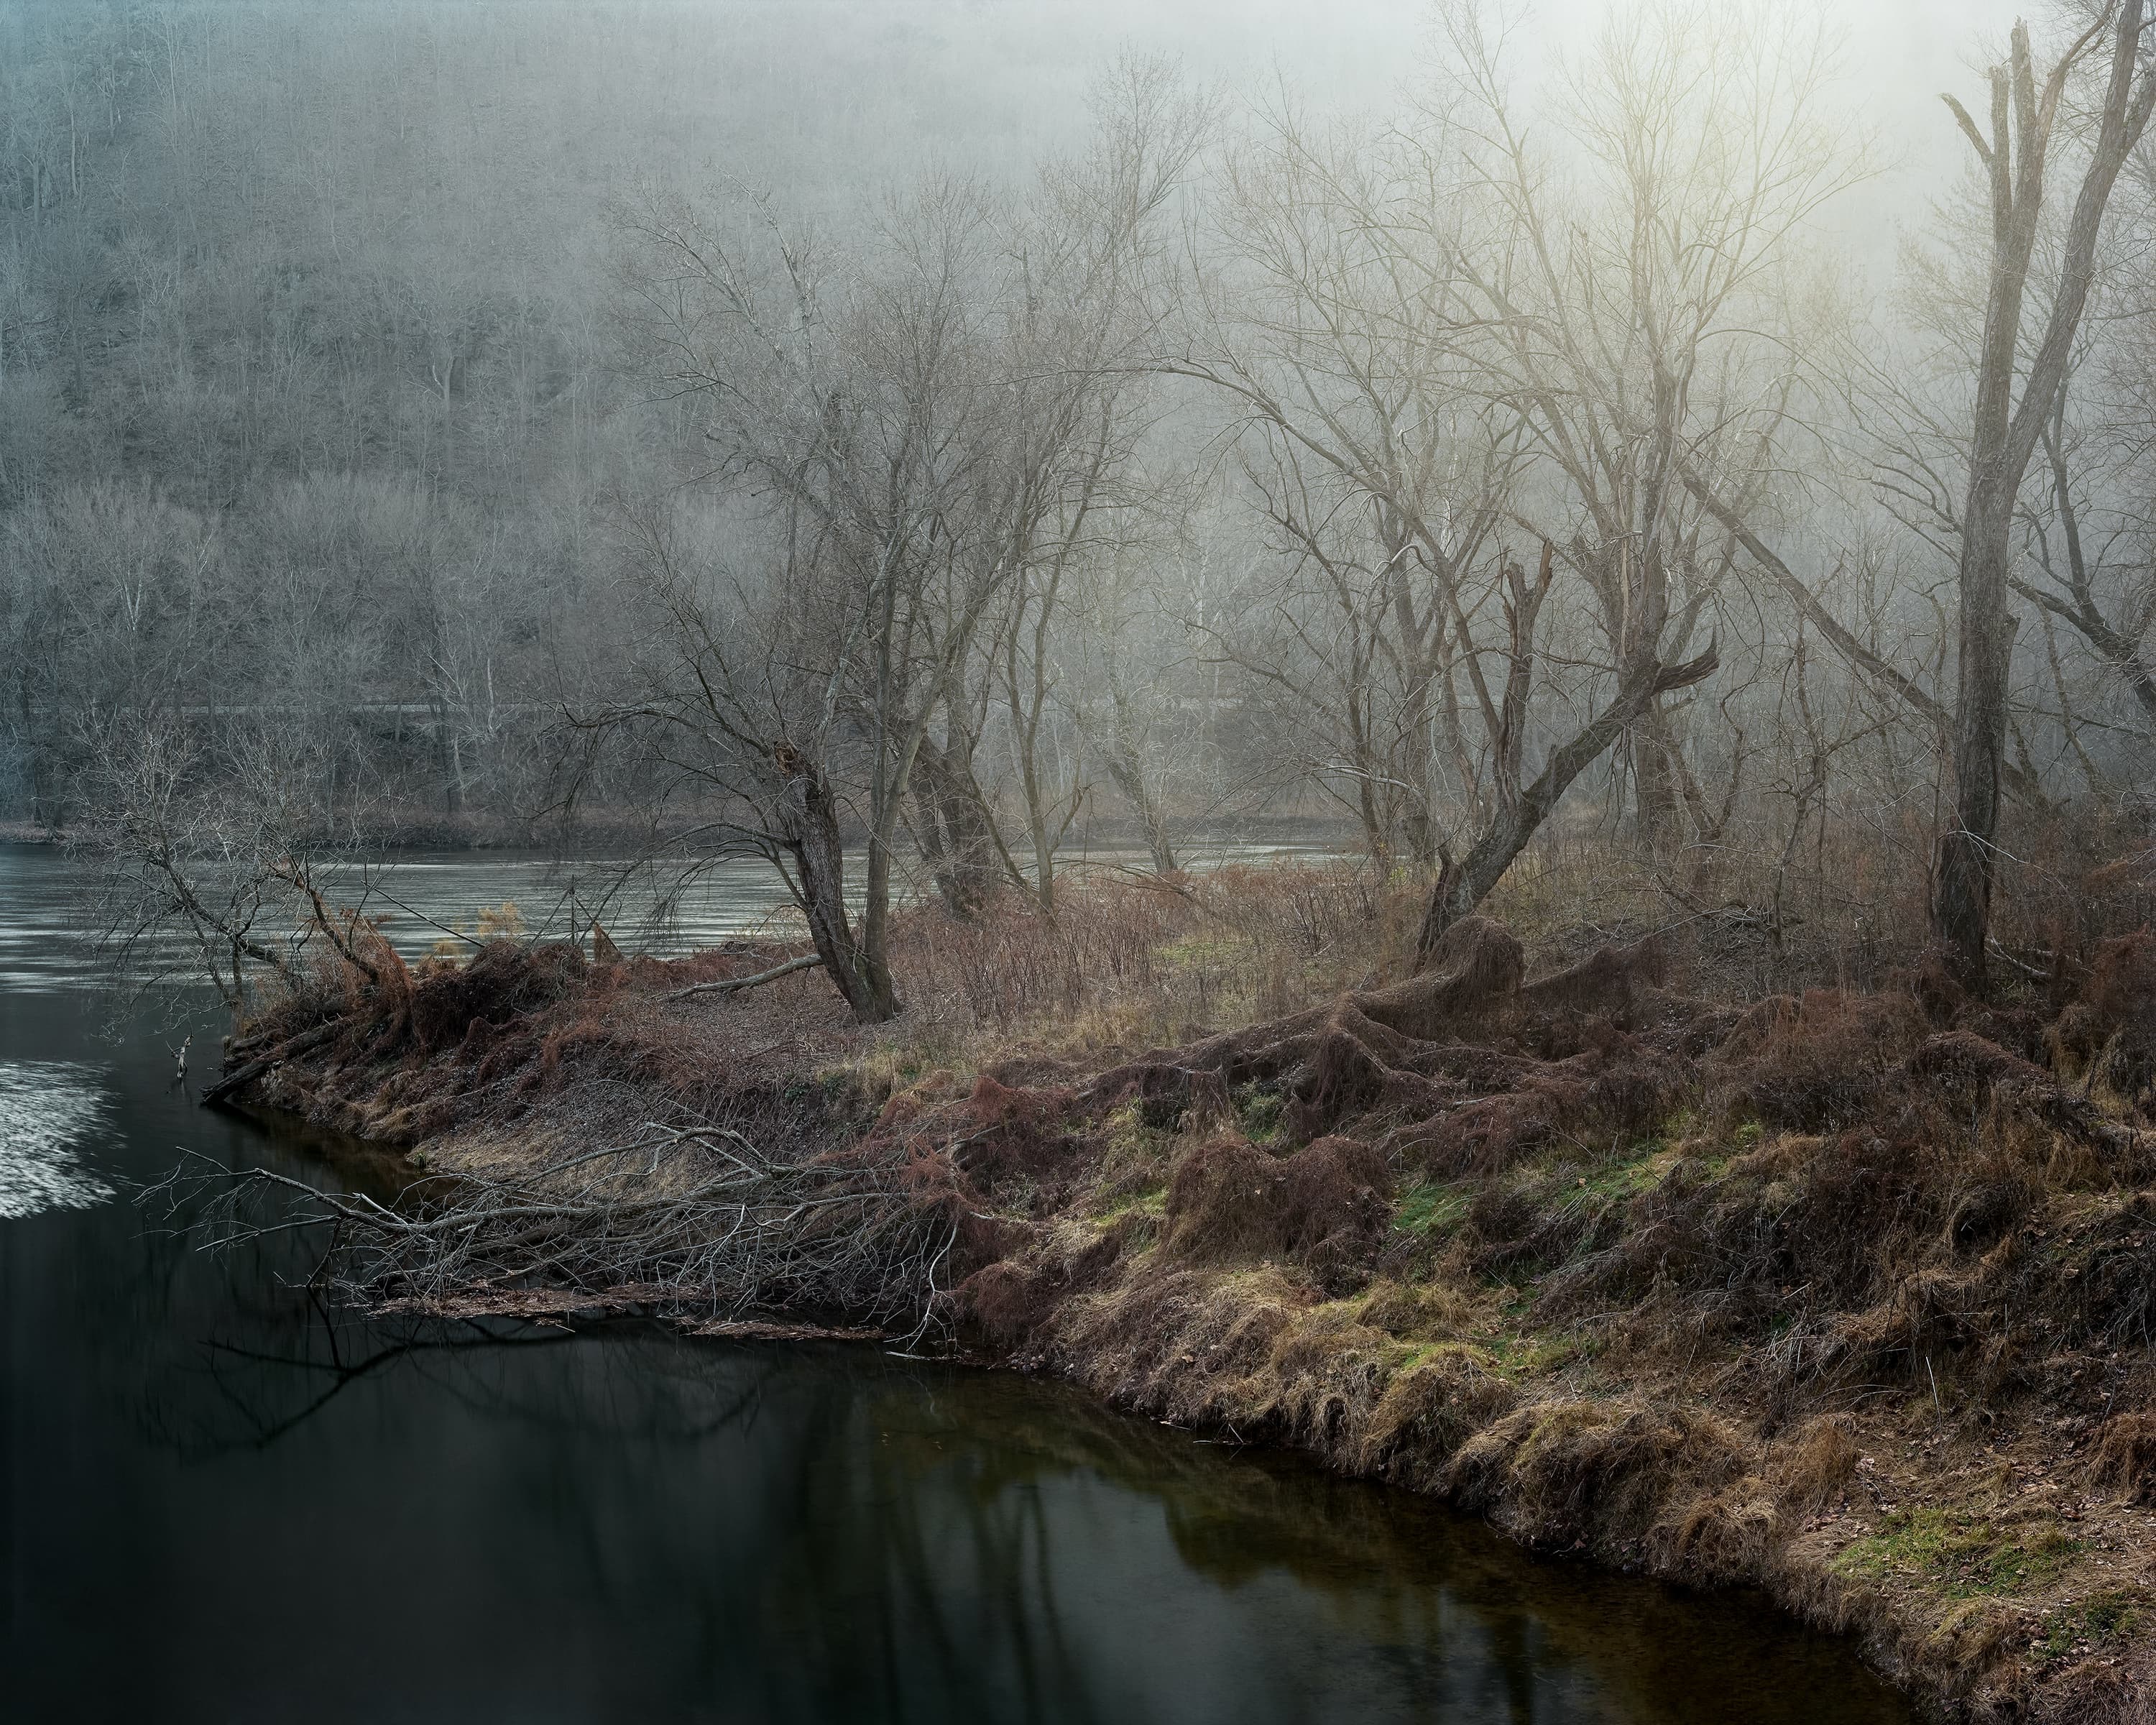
(3, 0), (2151, 1012)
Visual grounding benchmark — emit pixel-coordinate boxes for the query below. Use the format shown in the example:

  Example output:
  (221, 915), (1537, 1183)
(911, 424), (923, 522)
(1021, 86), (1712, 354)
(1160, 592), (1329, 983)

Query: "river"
(0, 842), (1915, 1723)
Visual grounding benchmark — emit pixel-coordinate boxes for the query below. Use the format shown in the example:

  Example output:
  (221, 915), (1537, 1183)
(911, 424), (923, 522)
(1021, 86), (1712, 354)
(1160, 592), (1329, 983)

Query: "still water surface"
(0, 844), (1915, 1723)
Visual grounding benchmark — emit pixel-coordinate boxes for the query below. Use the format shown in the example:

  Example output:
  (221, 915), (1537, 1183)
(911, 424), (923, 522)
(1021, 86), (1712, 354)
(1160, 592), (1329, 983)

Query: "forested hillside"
(0, 0), (1398, 836)
(6, 0), (2154, 1008)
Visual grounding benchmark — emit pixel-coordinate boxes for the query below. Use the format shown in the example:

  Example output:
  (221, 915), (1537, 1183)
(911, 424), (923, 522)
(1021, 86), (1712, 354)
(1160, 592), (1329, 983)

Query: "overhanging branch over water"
(144, 1127), (955, 1335)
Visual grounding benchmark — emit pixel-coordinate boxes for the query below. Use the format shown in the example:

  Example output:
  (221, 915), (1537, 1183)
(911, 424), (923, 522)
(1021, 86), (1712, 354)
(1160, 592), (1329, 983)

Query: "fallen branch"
(664, 952), (823, 1000)
(143, 1124), (954, 1331)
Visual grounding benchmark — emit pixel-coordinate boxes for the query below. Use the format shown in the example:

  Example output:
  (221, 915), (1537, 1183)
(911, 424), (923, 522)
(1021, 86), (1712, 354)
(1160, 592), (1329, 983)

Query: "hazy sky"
(952, 0), (2040, 268)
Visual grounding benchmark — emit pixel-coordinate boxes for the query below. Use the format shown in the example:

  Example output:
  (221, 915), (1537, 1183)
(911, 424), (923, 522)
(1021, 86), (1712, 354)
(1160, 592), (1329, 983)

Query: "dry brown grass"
(2093, 1414), (2156, 1507)
(870, 861), (1418, 1061)
(1779, 1415), (1863, 1514)
(226, 834), (2156, 1725)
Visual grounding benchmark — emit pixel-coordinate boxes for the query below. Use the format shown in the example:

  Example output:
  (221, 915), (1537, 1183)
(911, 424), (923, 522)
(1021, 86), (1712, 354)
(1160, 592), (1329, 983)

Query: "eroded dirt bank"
(226, 916), (2156, 1724)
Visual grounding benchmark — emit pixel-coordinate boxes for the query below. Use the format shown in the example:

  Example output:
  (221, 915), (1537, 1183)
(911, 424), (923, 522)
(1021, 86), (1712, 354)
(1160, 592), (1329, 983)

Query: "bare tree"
(2014, 368), (2156, 732)
(607, 63), (1207, 1014)
(967, 55), (1214, 914)
(70, 714), (382, 1020)
(1929, 4), (2156, 987)
(1168, 95), (1530, 875)
(1430, 1), (1866, 865)
(1173, 6), (1867, 957)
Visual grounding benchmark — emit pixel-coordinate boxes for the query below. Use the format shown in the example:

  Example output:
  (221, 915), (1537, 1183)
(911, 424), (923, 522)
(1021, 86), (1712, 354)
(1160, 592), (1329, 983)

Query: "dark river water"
(0, 843), (1916, 1724)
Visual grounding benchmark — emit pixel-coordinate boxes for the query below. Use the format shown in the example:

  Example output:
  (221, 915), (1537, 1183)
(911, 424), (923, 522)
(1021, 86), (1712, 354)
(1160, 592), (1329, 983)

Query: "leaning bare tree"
(1166, 93), (1535, 886)
(1427, 1), (1881, 933)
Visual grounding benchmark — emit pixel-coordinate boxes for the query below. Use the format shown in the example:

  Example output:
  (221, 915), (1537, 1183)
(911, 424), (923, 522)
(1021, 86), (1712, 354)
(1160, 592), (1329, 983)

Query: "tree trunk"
(1631, 699), (1681, 860)
(774, 743), (898, 1023)
(1933, 485), (2017, 990)
(1415, 643), (1718, 967)
(913, 731), (998, 919)
(909, 762), (956, 912)
(1103, 741), (1178, 875)
(1928, 6), (2156, 991)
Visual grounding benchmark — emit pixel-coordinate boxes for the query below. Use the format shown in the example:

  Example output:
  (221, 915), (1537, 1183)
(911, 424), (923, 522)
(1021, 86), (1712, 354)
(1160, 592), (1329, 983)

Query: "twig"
(360, 888), (489, 950)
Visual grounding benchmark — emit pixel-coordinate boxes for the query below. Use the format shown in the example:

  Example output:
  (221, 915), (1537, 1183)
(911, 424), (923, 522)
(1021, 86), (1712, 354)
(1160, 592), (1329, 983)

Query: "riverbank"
(221, 865), (2156, 1724)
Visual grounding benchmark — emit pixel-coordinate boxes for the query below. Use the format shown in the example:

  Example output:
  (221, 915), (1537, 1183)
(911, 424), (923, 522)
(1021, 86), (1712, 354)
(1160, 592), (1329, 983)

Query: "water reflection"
(64, 1178), (1916, 1725)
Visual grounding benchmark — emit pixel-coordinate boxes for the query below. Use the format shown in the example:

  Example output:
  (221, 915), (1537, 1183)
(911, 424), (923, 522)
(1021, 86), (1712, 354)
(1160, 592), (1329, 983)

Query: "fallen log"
(199, 1019), (344, 1108)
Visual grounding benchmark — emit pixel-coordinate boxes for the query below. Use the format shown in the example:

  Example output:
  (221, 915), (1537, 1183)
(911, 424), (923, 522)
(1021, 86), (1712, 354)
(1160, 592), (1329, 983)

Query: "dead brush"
(1044, 1254), (1363, 1427)
(2092, 1412), (2156, 1506)
(1711, 985), (1932, 1130)
(882, 878), (1184, 1034)
(148, 1122), (957, 1330)
(403, 939), (587, 1056)
(1776, 1414), (1861, 1514)
(1161, 1132), (1393, 1289)
(1188, 862), (1414, 969)
(954, 1218), (1127, 1348)
(240, 941), (374, 1041)
(1537, 1095), (2056, 1376)
(2052, 932), (2156, 1105)
(946, 1073), (1083, 1203)
(2051, 1197), (2156, 1352)
(873, 860), (1414, 1057)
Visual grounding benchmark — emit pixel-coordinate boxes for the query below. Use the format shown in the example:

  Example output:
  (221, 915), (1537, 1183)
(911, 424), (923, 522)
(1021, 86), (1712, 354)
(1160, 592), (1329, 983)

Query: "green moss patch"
(1834, 1507), (2083, 1599)
(1394, 1177), (1473, 1238)
(1233, 1083), (1285, 1144)
(1092, 1182), (1169, 1224)
(2031, 1588), (2146, 1665)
